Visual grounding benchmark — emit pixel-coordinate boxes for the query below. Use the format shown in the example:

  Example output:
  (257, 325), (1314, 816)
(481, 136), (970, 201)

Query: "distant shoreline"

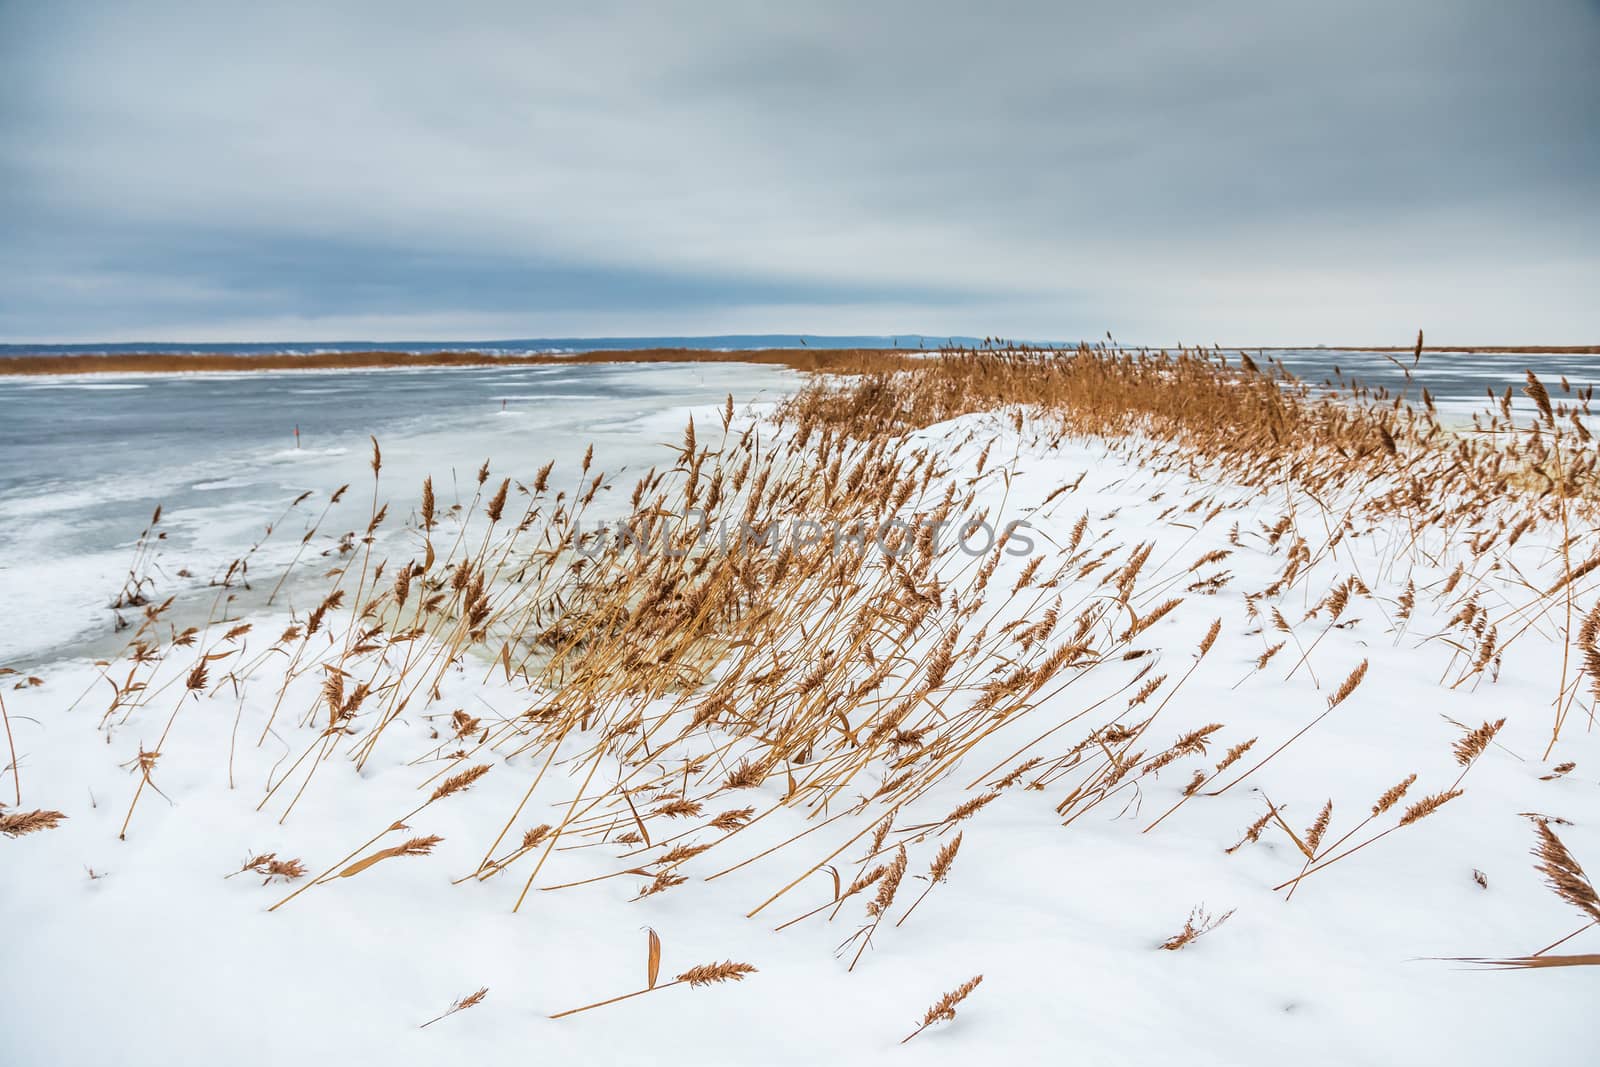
(0, 347), (911, 377)
(1264, 345), (1600, 354)
(0, 343), (1594, 377)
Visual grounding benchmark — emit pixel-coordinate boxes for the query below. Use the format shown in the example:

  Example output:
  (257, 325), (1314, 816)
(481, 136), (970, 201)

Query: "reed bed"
(11, 342), (1600, 1047)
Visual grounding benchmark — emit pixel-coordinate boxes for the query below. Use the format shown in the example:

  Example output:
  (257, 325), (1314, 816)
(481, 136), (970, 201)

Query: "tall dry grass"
(22, 341), (1600, 1026)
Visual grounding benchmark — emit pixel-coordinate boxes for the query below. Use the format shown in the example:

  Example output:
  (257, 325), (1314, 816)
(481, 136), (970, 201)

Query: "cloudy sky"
(1, 1), (1596, 345)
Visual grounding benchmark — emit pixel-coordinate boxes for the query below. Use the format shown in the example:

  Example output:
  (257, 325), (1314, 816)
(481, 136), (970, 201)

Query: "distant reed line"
(1, 342), (1595, 377)
(0, 347), (917, 376)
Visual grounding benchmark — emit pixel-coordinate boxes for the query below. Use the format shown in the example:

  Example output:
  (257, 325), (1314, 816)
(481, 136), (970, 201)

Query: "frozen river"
(0, 360), (804, 663)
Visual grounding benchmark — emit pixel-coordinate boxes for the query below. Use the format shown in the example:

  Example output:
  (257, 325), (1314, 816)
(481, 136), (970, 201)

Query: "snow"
(2, 405), (1596, 1066)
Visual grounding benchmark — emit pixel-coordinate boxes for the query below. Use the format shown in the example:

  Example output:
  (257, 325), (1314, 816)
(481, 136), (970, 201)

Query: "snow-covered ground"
(3, 400), (1597, 1066)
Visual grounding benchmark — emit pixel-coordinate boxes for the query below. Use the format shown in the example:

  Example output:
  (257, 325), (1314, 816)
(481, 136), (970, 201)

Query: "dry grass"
(230, 852), (308, 884)
(0, 808), (68, 838)
(420, 987), (488, 1029)
(27, 341), (1600, 1025)
(1160, 904), (1235, 950)
(549, 958), (757, 1018)
(1531, 819), (1600, 924)
(902, 974), (983, 1043)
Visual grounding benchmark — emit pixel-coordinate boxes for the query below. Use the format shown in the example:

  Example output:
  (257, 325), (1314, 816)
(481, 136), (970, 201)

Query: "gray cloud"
(1, 1), (1596, 343)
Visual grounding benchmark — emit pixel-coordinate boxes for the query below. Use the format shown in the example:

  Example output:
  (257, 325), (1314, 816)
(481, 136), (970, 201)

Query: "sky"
(1, 1), (1596, 346)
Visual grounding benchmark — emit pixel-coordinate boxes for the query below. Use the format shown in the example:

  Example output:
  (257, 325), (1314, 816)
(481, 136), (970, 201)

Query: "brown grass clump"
(1452, 719), (1505, 767)
(1303, 801), (1333, 857)
(1530, 819), (1600, 924)
(550, 959), (757, 1018)
(635, 870), (689, 900)
(1398, 790), (1464, 827)
(674, 960), (758, 987)
(230, 852), (308, 884)
(902, 974), (984, 1043)
(1371, 774), (1418, 817)
(844, 844), (908, 971)
(1225, 806), (1278, 854)
(0, 809), (67, 838)
(897, 832), (963, 928)
(1326, 659), (1368, 709)
(429, 763), (492, 802)
(420, 987), (488, 1028)
(867, 846), (909, 919)
(1160, 904), (1235, 950)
